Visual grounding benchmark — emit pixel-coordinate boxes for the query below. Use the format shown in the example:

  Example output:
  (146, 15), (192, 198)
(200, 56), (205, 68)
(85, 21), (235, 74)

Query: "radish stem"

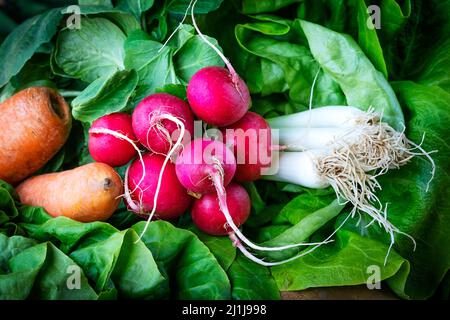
(158, 0), (194, 53)
(211, 170), (332, 251)
(190, 0), (239, 83)
(229, 212), (351, 266)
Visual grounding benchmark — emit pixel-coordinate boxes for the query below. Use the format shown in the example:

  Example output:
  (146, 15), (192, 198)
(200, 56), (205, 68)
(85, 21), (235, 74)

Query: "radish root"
(210, 162), (333, 255)
(230, 212), (352, 266)
(159, 0), (195, 53)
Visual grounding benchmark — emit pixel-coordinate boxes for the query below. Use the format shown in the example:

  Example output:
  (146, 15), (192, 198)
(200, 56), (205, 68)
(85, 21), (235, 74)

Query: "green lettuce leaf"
(190, 226), (237, 271)
(229, 254), (280, 300)
(0, 181), (19, 236)
(125, 25), (223, 102)
(71, 70), (138, 122)
(271, 230), (410, 295)
(417, 39), (450, 93)
(132, 221), (231, 299)
(78, 0), (113, 5)
(116, 0), (154, 20)
(374, 81), (450, 299)
(18, 208), (165, 299)
(54, 17), (127, 83)
(351, 0), (387, 77)
(0, 233), (98, 300)
(235, 15), (346, 110)
(167, 0), (224, 14)
(0, 8), (62, 87)
(241, 0), (301, 14)
(299, 20), (404, 129)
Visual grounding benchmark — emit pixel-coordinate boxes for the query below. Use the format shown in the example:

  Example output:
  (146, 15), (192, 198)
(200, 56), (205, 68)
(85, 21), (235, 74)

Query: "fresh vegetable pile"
(0, 0), (449, 300)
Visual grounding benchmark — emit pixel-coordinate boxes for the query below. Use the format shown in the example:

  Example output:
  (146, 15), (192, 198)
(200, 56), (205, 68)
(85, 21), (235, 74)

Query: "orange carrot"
(16, 163), (123, 222)
(0, 87), (71, 185)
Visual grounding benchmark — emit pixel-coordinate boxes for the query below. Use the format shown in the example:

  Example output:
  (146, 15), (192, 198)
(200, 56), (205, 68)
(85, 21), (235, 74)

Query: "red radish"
(88, 113), (138, 167)
(132, 93), (194, 154)
(129, 93), (194, 240)
(191, 183), (250, 236)
(222, 112), (272, 182)
(187, 0), (251, 127)
(187, 66), (251, 127)
(186, 0), (251, 127)
(175, 137), (319, 259)
(175, 138), (236, 194)
(126, 153), (192, 220)
(174, 1), (330, 266)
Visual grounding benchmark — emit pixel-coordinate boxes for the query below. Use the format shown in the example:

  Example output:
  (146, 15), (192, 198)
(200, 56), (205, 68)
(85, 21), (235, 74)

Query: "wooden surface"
(281, 285), (398, 300)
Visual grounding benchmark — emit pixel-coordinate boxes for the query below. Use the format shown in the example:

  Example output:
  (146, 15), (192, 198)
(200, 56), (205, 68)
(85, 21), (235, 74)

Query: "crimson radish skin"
(128, 153), (192, 220)
(187, 66), (251, 126)
(222, 112), (272, 182)
(88, 113), (138, 167)
(192, 183), (250, 236)
(175, 138), (236, 194)
(132, 93), (194, 154)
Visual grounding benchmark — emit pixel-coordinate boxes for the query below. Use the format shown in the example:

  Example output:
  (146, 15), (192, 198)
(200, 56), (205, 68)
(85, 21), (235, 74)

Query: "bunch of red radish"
(88, 66), (276, 255)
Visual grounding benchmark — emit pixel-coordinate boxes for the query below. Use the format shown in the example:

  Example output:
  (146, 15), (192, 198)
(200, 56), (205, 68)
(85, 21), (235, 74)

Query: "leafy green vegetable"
(78, 0), (113, 5)
(124, 30), (179, 99)
(54, 17), (127, 83)
(0, 8), (62, 87)
(174, 35), (223, 82)
(229, 254), (280, 300)
(0, 202), (232, 299)
(299, 20), (404, 129)
(379, 0), (449, 81)
(379, 0), (411, 41)
(418, 39), (450, 93)
(297, 0), (346, 32)
(71, 70), (138, 122)
(155, 84), (187, 99)
(272, 190), (337, 225)
(167, 0), (224, 14)
(125, 25), (223, 102)
(0, 11), (17, 43)
(17, 210), (165, 298)
(0, 181), (20, 236)
(117, 0), (154, 20)
(271, 230), (410, 296)
(132, 221), (231, 299)
(235, 15), (346, 109)
(0, 233), (98, 300)
(374, 81), (450, 299)
(60, 5), (142, 35)
(241, 0), (301, 14)
(7, 54), (55, 94)
(262, 200), (345, 261)
(190, 226), (236, 271)
(351, 0), (387, 77)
